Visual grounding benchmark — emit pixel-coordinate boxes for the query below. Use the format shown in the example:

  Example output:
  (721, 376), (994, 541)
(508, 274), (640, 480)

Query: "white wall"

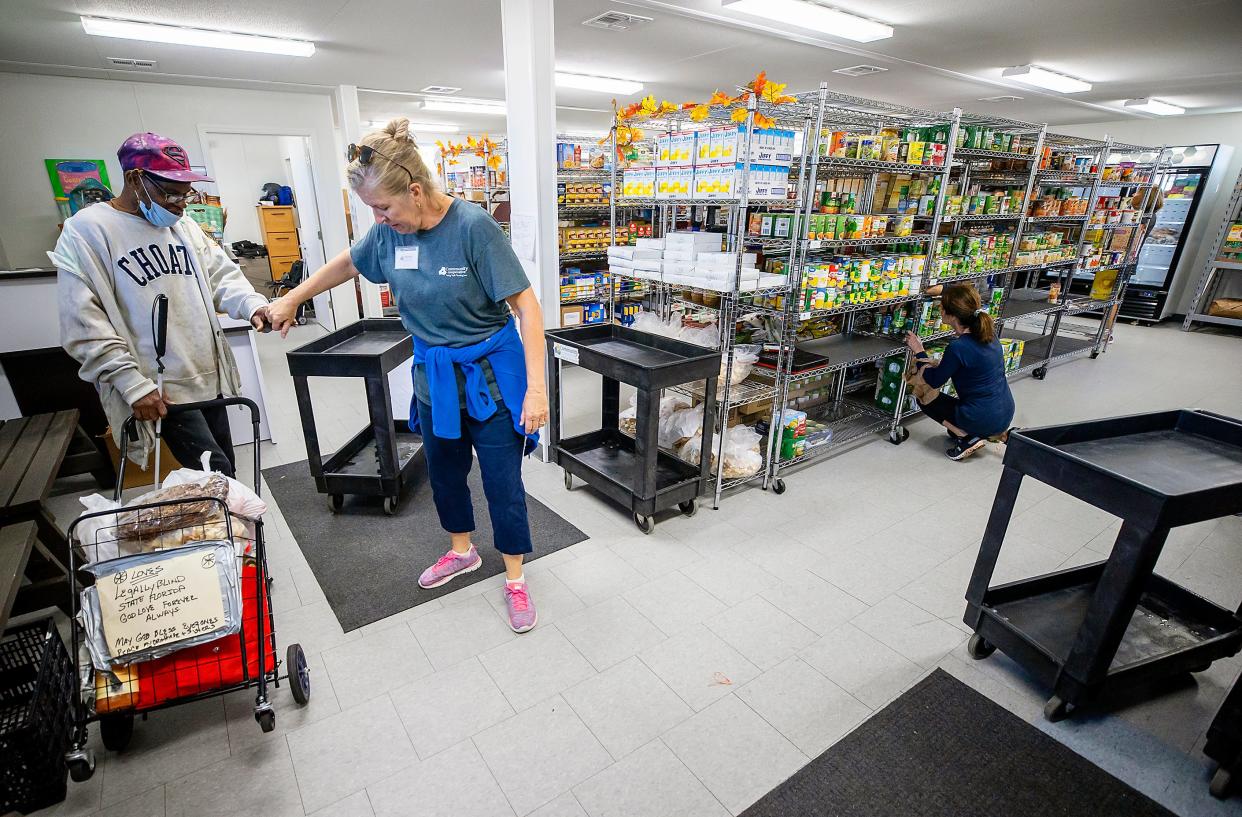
(203, 132), (292, 245)
(0, 70), (359, 328)
(1058, 112), (1242, 314)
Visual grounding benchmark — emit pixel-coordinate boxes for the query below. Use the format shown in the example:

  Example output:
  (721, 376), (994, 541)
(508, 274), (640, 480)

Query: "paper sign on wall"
(510, 214), (537, 262)
(96, 549), (228, 660)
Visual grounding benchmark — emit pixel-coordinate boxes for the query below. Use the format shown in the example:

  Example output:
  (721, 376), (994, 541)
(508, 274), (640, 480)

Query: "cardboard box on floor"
(104, 434), (183, 490)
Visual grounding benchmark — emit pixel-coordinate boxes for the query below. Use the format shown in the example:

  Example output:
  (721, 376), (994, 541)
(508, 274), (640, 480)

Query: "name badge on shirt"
(395, 246), (419, 269)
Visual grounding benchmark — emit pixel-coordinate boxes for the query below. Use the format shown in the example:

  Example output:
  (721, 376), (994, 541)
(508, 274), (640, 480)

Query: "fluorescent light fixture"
(555, 72), (643, 95)
(81, 16), (314, 57)
(361, 120), (460, 133)
(1124, 97), (1185, 116)
(1001, 64), (1091, 93)
(721, 0), (893, 42)
(422, 99), (506, 115)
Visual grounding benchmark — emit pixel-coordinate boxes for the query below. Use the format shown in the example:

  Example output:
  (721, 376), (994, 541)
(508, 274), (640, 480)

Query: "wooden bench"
(0, 410), (102, 629)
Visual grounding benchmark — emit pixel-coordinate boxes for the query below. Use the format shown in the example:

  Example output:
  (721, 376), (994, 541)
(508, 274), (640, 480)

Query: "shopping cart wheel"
(966, 634), (996, 660)
(633, 513), (654, 535)
(288, 644), (311, 705)
(563, 471), (573, 491)
(679, 499), (697, 518)
(383, 496), (399, 516)
(771, 479), (786, 495)
(1210, 767), (1233, 799)
(99, 713), (134, 751)
(256, 708), (276, 733)
(1043, 695), (1074, 723)
(66, 749), (96, 782)
(327, 494), (344, 513)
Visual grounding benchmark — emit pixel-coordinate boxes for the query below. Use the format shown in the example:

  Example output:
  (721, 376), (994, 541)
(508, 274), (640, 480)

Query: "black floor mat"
(741, 669), (1179, 817)
(262, 459), (588, 631)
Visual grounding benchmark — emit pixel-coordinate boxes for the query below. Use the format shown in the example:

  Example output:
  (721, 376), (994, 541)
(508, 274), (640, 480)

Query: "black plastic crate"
(1, 619), (74, 815)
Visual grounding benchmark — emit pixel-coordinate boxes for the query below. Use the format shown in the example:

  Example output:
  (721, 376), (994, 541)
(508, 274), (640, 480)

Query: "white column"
(500, 0), (560, 328)
(336, 83), (385, 319)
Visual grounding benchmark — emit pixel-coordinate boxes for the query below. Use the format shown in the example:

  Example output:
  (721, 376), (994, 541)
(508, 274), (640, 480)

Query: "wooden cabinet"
(257, 205), (301, 281)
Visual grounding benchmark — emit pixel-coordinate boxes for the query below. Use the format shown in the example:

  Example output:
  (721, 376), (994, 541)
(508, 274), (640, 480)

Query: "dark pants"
(920, 392), (962, 431)
(161, 405), (236, 477)
(416, 399), (532, 556)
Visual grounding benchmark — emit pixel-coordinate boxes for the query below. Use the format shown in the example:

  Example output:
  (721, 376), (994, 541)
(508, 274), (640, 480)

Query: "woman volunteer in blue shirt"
(268, 118), (546, 633)
(905, 283), (1015, 461)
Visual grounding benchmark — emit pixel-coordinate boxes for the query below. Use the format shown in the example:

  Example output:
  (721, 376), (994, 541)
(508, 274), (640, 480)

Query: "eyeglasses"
(143, 173), (195, 204)
(348, 143), (415, 184)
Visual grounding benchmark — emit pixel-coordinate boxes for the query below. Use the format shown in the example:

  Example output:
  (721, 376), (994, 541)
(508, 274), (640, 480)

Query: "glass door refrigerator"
(1122, 145), (1218, 322)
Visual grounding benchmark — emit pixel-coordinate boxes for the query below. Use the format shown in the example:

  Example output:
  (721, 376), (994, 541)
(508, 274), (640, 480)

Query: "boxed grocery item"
(694, 164), (735, 199)
(711, 125), (739, 163)
(621, 167), (655, 198)
(667, 231), (725, 250)
(559, 305), (584, 327)
(748, 128), (796, 166)
(669, 131), (696, 165)
(656, 133), (673, 166)
(656, 166), (693, 200)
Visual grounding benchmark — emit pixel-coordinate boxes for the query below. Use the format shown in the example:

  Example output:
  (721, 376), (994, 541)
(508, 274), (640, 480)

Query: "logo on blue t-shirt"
(437, 266), (468, 278)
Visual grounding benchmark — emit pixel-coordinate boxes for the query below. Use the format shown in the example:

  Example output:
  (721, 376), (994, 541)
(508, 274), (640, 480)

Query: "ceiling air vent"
(582, 11), (654, 31)
(420, 85), (460, 95)
(107, 57), (156, 69)
(979, 94), (1024, 103)
(833, 64), (888, 77)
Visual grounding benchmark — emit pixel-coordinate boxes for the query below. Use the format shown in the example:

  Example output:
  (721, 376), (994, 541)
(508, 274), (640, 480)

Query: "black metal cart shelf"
(964, 409), (1242, 722)
(287, 319), (424, 515)
(547, 325), (720, 534)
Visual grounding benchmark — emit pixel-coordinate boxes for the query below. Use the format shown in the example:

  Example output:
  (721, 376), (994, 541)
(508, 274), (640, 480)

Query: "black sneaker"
(946, 435), (986, 461)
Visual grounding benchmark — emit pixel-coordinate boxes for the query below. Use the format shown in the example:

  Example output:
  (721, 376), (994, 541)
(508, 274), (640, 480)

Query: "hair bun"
(385, 117), (412, 143)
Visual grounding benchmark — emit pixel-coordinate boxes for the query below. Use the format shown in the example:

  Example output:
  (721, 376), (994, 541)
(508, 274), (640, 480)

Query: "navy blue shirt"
(351, 199), (530, 403)
(919, 335), (1015, 436)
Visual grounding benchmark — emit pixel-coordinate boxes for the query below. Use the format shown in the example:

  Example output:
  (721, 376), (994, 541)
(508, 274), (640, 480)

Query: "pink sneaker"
(418, 546), (482, 589)
(504, 582), (538, 633)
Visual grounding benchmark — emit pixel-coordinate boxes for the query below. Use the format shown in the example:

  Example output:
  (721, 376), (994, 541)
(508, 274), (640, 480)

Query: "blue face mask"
(138, 176), (182, 228)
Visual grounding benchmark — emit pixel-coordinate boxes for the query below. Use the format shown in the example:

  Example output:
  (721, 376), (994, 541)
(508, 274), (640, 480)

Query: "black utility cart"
(547, 324), (719, 535)
(287, 319), (424, 515)
(1205, 672), (1242, 799)
(964, 409), (1242, 722)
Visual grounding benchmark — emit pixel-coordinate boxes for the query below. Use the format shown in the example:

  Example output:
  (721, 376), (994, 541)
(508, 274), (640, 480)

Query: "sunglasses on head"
(347, 143), (415, 184)
(143, 172), (196, 204)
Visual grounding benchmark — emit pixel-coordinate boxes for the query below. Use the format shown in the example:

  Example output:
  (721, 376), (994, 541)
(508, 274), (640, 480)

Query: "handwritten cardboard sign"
(96, 548), (228, 660)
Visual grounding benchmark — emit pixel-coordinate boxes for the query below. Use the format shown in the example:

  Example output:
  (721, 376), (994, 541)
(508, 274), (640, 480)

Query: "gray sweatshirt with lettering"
(49, 203), (267, 464)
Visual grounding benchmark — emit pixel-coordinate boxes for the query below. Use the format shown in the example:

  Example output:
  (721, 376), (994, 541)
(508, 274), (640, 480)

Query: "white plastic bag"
(75, 494), (123, 563)
(724, 344), (762, 386)
(678, 322), (721, 349)
(161, 452), (267, 520)
(676, 424), (763, 479)
(659, 405), (704, 449)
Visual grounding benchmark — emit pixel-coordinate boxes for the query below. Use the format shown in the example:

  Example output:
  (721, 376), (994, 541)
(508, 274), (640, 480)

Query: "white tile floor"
(32, 321), (1242, 817)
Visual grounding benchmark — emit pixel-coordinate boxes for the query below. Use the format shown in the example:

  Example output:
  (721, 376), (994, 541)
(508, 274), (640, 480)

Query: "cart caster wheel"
(967, 634), (996, 660)
(383, 496), (399, 516)
(888, 427), (910, 445)
(563, 472), (573, 491)
(1211, 767), (1233, 799)
(679, 499), (697, 518)
(633, 513), (654, 535)
(288, 644), (311, 705)
(771, 479), (786, 495)
(327, 494), (344, 514)
(1043, 695), (1074, 723)
(99, 713), (134, 751)
(256, 709), (276, 733)
(1033, 367), (1047, 381)
(67, 751), (96, 783)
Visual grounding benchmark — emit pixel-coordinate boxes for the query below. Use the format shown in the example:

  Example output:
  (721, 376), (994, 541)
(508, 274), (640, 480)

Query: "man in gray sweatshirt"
(50, 133), (272, 477)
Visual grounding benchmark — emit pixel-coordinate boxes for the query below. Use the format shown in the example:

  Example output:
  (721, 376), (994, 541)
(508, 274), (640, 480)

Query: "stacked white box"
(656, 166), (693, 200)
(621, 167), (655, 197)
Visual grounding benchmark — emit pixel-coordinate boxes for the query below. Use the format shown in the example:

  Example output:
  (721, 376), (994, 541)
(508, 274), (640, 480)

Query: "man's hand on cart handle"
(521, 388), (549, 435)
(132, 389), (170, 422)
(268, 296), (301, 339)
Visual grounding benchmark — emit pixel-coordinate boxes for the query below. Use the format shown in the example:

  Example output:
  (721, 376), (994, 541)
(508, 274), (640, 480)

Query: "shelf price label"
(807, 240), (822, 250)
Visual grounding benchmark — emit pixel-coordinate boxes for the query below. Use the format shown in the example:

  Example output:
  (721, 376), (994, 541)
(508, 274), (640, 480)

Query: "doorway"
(198, 128), (335, 331)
